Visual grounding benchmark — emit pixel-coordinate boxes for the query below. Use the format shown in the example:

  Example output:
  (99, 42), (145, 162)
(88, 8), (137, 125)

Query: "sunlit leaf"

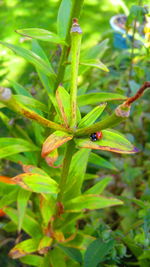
(0, 188), (19, 209)
(57, 0), (72, 39)
(41, 131), (73, 158)
(78, 103), (107, 128)
(84, 176), (113, 195)
(14, 95), (48, 113)
(12, 173), (59, 194)
(0, 41), (55, 76)
(64, 149), (90, 201)
(80, 59), (109, 72)
(38, 236), (52, 254)
(0, 138), (39, 159)
(16, 28), (66, 44)
(17, 188), (31, 232)
(65, 194), (123, 212)
(77, 93), (126, 106)
(20, 255), (43, 267)
(40, 194), (56, 226)
(56, 85), (70, 127)
(76, 129), (138, 154)
(9, 238), (40, 259)
(11, 80), (32, 97)
(45, 149), (61, 168)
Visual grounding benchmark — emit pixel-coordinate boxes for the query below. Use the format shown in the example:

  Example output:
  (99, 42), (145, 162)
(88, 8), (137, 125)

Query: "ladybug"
(90, 131), (103, 141)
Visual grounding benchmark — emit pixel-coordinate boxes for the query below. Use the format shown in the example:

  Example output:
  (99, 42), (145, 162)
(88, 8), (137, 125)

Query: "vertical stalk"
(55, 0), (84, 89)
(70, 19), (82, 128)
(57, 140), (75, 203)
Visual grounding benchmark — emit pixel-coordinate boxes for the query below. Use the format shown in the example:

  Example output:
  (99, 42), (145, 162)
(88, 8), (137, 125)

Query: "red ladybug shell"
(96, 131), (103, 140)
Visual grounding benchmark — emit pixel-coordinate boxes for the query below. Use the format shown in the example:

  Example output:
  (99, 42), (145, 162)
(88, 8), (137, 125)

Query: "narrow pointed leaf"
(17, 188), (31, 232)
(11, 80), (32, 97)
(32, 40), (56, 97)
(77, 93), (126, 106)
(65, 194), (123, 212)
(9, 238), (40, 259)
(3, 207), (42, 237)
(12, 173), (59, 194)
(89, 152), (117, 170)
(0, 138), (39, 159)
(80, 39), (109, 61)
(64, 149), (90, 201)
(40, 195), (56, 226)
(84, 176), (113, 195)
(76, 129), (138, 154)
(41, 131), (73, 158)
(38, 236), (53, 254)
(57, 0), (72, 39)
(80, 59), (109, 72)
(84, 173), (99, 180)
(0, 41), (55, 76)
(22, 164), (49, 176)
(16, 28), (66, 44)
(56, 85), (70, 127)
(0, 188), (19, 209)
(78, 103), (107, 128)
(14, 95), (48, 113)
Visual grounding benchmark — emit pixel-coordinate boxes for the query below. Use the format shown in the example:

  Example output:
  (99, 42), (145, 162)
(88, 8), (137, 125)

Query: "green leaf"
(13, 95), (48, 113)
(20, 255), (43, 267)
(59, 245), (83, 264)
(13, 173), (59, 194)
(11, 80), (32, 97)
(89, 152), (117, 170)
(77, 93), (126, 106)
(40, 195), (56, 226)
(0, 181), (18, 196)
(56, 85), (70, 127)
(31, 40), (56, 99)
(3, 207), (42, 237)
(0, 187), (19, 208)
(84, 173), (99, 180)
(17, 188), (31, 232)
(0, 138), (39, 159)
(9, 238), (40, 259)
(16, 28), (66, 44)
(0, 41), (55, 76)
(80, 59), (109, 72)
(84, 238), (114, 267)
(57, 0), (72, 39)
(76, 129), (138, 154)
(65, 194), (123, 212)
(80, 39), (109, 61)
(64, 149), (90, 201)
(50, 247), (67, 267)
(84, 176), (113, 195)
(78, 103), (107, 128)
(41, 131), (73, 158)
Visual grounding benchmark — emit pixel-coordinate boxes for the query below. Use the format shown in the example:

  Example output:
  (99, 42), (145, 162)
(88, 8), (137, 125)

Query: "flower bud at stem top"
(0, 87), (12, 102)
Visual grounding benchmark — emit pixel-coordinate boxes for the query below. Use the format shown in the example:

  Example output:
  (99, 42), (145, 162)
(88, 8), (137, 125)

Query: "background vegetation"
(0, 0), (150, 266)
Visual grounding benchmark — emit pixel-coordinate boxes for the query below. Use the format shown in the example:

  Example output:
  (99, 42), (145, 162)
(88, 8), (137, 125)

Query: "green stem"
(76, 104), (131, 136)
(57, 140), (75, 202)
(70, 20), (82, 128)
(55, 0), (84, 89)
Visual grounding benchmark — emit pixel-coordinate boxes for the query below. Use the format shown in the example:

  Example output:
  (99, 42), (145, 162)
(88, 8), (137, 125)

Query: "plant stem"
(57, 140), (75, 203)
(70, 19), (82, 128)
(55, 0), (84, 89)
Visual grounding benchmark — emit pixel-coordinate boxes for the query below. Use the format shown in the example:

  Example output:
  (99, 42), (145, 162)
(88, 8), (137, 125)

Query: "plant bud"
(71, 18), (82, 34)
(0, 87), (12, 102)
(115, 103), (130, 117)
